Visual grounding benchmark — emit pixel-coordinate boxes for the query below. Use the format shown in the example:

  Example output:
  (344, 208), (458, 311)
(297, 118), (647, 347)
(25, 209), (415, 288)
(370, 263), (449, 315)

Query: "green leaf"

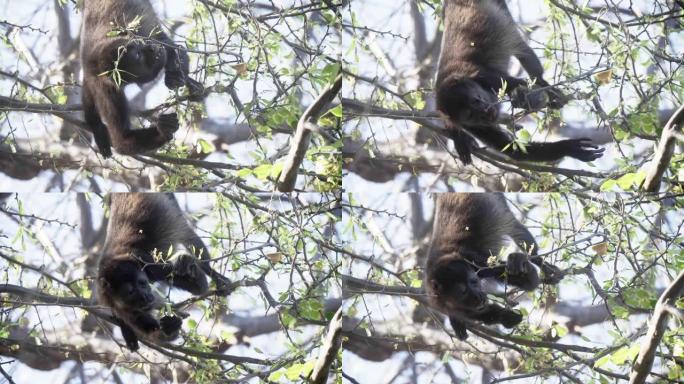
(197, 139), (215, 154)
(253, 164), (273, 180)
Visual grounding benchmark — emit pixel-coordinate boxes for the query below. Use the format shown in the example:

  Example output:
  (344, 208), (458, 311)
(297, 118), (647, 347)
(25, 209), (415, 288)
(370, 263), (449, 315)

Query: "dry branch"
(309, 307), (343, 384)
(628, 269), (684, 384)
(642, 104), (684, 192)
(276, 73), (342, 192)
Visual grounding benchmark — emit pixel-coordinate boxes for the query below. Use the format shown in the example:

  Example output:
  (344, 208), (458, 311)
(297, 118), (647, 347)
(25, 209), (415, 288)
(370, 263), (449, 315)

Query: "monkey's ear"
(98, 277), (111, 291)
(430, 279), (442, 294)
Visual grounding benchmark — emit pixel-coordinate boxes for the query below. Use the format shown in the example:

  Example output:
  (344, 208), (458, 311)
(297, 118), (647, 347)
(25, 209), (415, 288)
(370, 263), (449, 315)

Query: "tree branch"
(642, 103), (684, 192)
(628, 269), (684, 384)
(276, 73), (342, 191)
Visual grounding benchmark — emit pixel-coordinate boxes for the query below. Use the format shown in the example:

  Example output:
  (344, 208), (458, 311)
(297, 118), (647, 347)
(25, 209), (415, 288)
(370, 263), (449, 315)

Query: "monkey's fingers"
(157, 113), (180, 136)
(540, 263), (565, 284)
(449, 317), (469, 341)
(125, 338), (139, 351)
(567, 138), (605, 162)
(500, 310), (523, 328)
(164, 71), (185, 90)
(137, 317), (161, 334)
(545, 87), (569, 109)
(186, 78), (205, 101)
(450, 129), (475, 165)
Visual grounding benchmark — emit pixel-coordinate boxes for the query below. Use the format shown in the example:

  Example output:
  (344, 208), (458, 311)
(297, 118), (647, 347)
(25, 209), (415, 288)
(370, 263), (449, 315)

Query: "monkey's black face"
(438, 79), (499, 126)
(117, 40), (167, 84)
(430, 259), (487, 312)
(105, 261), (156, 310)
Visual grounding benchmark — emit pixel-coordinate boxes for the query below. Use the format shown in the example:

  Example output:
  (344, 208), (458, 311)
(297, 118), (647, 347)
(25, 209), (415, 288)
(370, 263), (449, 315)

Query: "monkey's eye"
(456, 283), (467, 294)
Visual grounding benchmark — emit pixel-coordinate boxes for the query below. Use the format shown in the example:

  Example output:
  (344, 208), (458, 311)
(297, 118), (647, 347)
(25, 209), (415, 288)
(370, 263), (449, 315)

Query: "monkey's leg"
(448, 316), (469, 341)
(470, 304), (523, 328)
(466, 125), (604, 162)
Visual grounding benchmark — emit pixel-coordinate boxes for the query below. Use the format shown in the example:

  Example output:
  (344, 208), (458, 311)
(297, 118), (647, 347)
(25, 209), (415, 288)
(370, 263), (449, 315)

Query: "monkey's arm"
(449, 303), (523, 340)
(115, 316), (140, 351)
(82, 82), (113, 158)
(88, 80), (178, 155)
(444, 120), (477, 165)
(113, 309), (159, 351)
(465, 125), (604, 162)
(156, 34), (204, 99)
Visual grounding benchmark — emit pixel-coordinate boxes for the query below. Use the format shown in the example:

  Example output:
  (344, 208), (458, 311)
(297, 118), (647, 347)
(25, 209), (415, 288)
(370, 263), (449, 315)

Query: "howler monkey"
(424, 193), (563, 340)
(435, 0), (604, 164)
(97, 193), (231, 351)
(81, 0), (204, 157)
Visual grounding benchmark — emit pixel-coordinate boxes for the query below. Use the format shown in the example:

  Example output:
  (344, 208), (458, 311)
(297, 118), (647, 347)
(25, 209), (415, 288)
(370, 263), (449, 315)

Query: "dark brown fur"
(424, 193), (561, 340)
(98, 193), (230, 350)
(436, 0), (603, 164)
(81, 0), (204, 157)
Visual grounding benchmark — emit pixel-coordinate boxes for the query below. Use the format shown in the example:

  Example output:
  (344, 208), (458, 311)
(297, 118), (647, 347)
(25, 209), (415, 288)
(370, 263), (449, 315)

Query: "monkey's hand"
(499, 309), (523, 328)
(557, 138), (604, 162)
(449, 128), (476, 165)
(511, 85), (549, 111)
(448, 316), (469, 341)
(472, 304), (523, 328)
(539, 262), (564, 285)
(511, 83), (568, 111)
(156, 113), (179, 139)
(213, 275), (233, 296)
(185, 78), (205, 101)
(165, 70), (185, 90)
(134, 312), (160, 334)
(544, 86), (568, 109)
(159, 315), (183, 337)
(506, 252), (539, 291)
(172, 254), (209, 295)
